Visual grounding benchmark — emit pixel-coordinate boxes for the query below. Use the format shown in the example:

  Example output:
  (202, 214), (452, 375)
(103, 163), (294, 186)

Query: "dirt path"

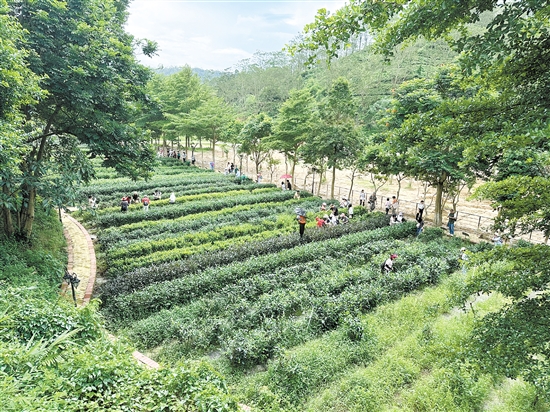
(191, 145), (545, 244)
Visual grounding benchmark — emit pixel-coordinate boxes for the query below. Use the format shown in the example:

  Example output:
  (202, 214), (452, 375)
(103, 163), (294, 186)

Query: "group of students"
(119, 190), (177, 212)
(120, 191), (151, 212)
(157, 149), (196, 165)
(359, 189), (377, 211)
(225, 162), (238, 176)
(314, 201), (354, 228)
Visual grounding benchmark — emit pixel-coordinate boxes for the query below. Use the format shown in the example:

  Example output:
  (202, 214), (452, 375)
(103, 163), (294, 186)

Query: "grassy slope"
(225, 272), (547, 411)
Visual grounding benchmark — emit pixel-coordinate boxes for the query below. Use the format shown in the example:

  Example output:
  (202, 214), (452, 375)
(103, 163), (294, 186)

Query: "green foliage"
(98, 213), (390, 305)
(0, 1), (41, 184)
(0, 192), (240, 411)
(0, 207), (65, 294)
(473, 175), (550, 239)
(238, 112), (273, 176)
(264, 328), (375, 405)
(1, 0), (157, 238)
(457, 244), (550, 402)
(103, 222), (414, 326)
(419, 227), (445, 242)
(297, 274), (495, 411)
(92, 187), (293, 229)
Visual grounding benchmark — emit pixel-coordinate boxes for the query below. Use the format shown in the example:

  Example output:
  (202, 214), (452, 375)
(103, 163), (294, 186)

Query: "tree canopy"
(1, 0), (157, 238)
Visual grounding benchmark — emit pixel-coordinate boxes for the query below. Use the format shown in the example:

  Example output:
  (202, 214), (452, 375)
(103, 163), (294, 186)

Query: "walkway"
(61, 210), (159, 369)
(62, 211), (96, 306)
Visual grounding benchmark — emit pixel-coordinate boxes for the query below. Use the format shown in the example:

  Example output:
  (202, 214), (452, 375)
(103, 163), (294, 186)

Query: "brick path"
(62, 211), (96, 306)
(61, 211), (159, 369)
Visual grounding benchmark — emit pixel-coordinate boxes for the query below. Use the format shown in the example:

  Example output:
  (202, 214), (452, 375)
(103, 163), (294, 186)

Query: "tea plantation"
(76, 158), (547, 411)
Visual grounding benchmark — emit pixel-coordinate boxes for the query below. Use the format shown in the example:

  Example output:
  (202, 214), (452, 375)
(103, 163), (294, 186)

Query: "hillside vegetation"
(1, 0), (550, 409)
(80, 159), (545, 411)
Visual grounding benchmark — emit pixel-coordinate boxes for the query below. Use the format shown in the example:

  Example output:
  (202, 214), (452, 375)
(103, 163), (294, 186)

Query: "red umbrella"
(280, 174), (292, 179)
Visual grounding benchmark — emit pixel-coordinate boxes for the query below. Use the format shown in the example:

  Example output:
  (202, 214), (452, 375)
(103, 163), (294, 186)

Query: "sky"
(126, 0), (347, 71)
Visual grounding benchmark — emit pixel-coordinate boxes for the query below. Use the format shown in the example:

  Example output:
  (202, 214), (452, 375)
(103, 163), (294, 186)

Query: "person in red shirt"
(141, 195), (150, 211)
(315, 216), (325, 228)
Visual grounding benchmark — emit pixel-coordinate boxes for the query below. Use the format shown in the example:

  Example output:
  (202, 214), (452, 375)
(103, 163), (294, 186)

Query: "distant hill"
(153, 66), (224, 81)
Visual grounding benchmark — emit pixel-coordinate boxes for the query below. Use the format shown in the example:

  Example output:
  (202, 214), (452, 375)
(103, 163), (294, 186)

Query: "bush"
(97, 212), (393, 303)
(420, 226), (445, 241)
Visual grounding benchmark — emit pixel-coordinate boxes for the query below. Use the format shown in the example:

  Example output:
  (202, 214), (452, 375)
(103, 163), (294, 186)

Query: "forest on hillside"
(1, 0), (550, 410)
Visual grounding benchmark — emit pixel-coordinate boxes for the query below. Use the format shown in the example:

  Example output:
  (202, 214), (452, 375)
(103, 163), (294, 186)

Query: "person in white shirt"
(359, 190), (366, 206)
(417, 199), (425, 218)
(169, 192), (176, 204)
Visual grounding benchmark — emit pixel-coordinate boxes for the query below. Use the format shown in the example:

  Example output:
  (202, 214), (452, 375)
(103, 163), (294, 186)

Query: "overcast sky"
(126, 0), (347, 71)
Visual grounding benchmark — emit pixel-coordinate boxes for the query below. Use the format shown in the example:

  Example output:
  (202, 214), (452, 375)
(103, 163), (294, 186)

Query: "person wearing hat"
(383, 254), (398, 273)
(320, 202), (327, 211)
(460, 247), (469, 273)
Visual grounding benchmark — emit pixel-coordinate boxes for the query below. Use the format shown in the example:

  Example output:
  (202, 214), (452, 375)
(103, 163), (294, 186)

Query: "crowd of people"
(311, 199), (355, 228)
(156, 149), (196, 165)
(118, 189), (169, 212)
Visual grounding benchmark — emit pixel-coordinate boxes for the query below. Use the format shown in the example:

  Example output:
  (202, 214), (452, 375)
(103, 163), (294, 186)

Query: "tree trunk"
(396, 174), (405, 199)
(331, 165), (336, 199)
(434, 180), (444, 226)
(211, 139), (216, 167)
(19, 132), (49, 239)
(19, 186), (37, 238)
(348, 168), (356, 201)
(290, 157), (296, 189)
(255, 155), (260, 177)
(317, 169), (325, 197)
(1, 184), (14, 237)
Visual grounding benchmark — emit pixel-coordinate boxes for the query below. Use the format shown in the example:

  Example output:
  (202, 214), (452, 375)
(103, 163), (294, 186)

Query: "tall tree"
(0, 0), (41, 236)
(271, 88), (318, 189)
(301, 77), (361, 199)
(295, 0), (550, 400)
(146, 68), (208, 150)
(378, 71), (475, 225)
(177, 93), (235, 166)
(4, 0), (157, 238)
(238, 113), (273, 178)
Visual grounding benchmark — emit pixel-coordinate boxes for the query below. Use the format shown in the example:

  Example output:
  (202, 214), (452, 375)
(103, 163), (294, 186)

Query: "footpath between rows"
(61, 210), (159, 369)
